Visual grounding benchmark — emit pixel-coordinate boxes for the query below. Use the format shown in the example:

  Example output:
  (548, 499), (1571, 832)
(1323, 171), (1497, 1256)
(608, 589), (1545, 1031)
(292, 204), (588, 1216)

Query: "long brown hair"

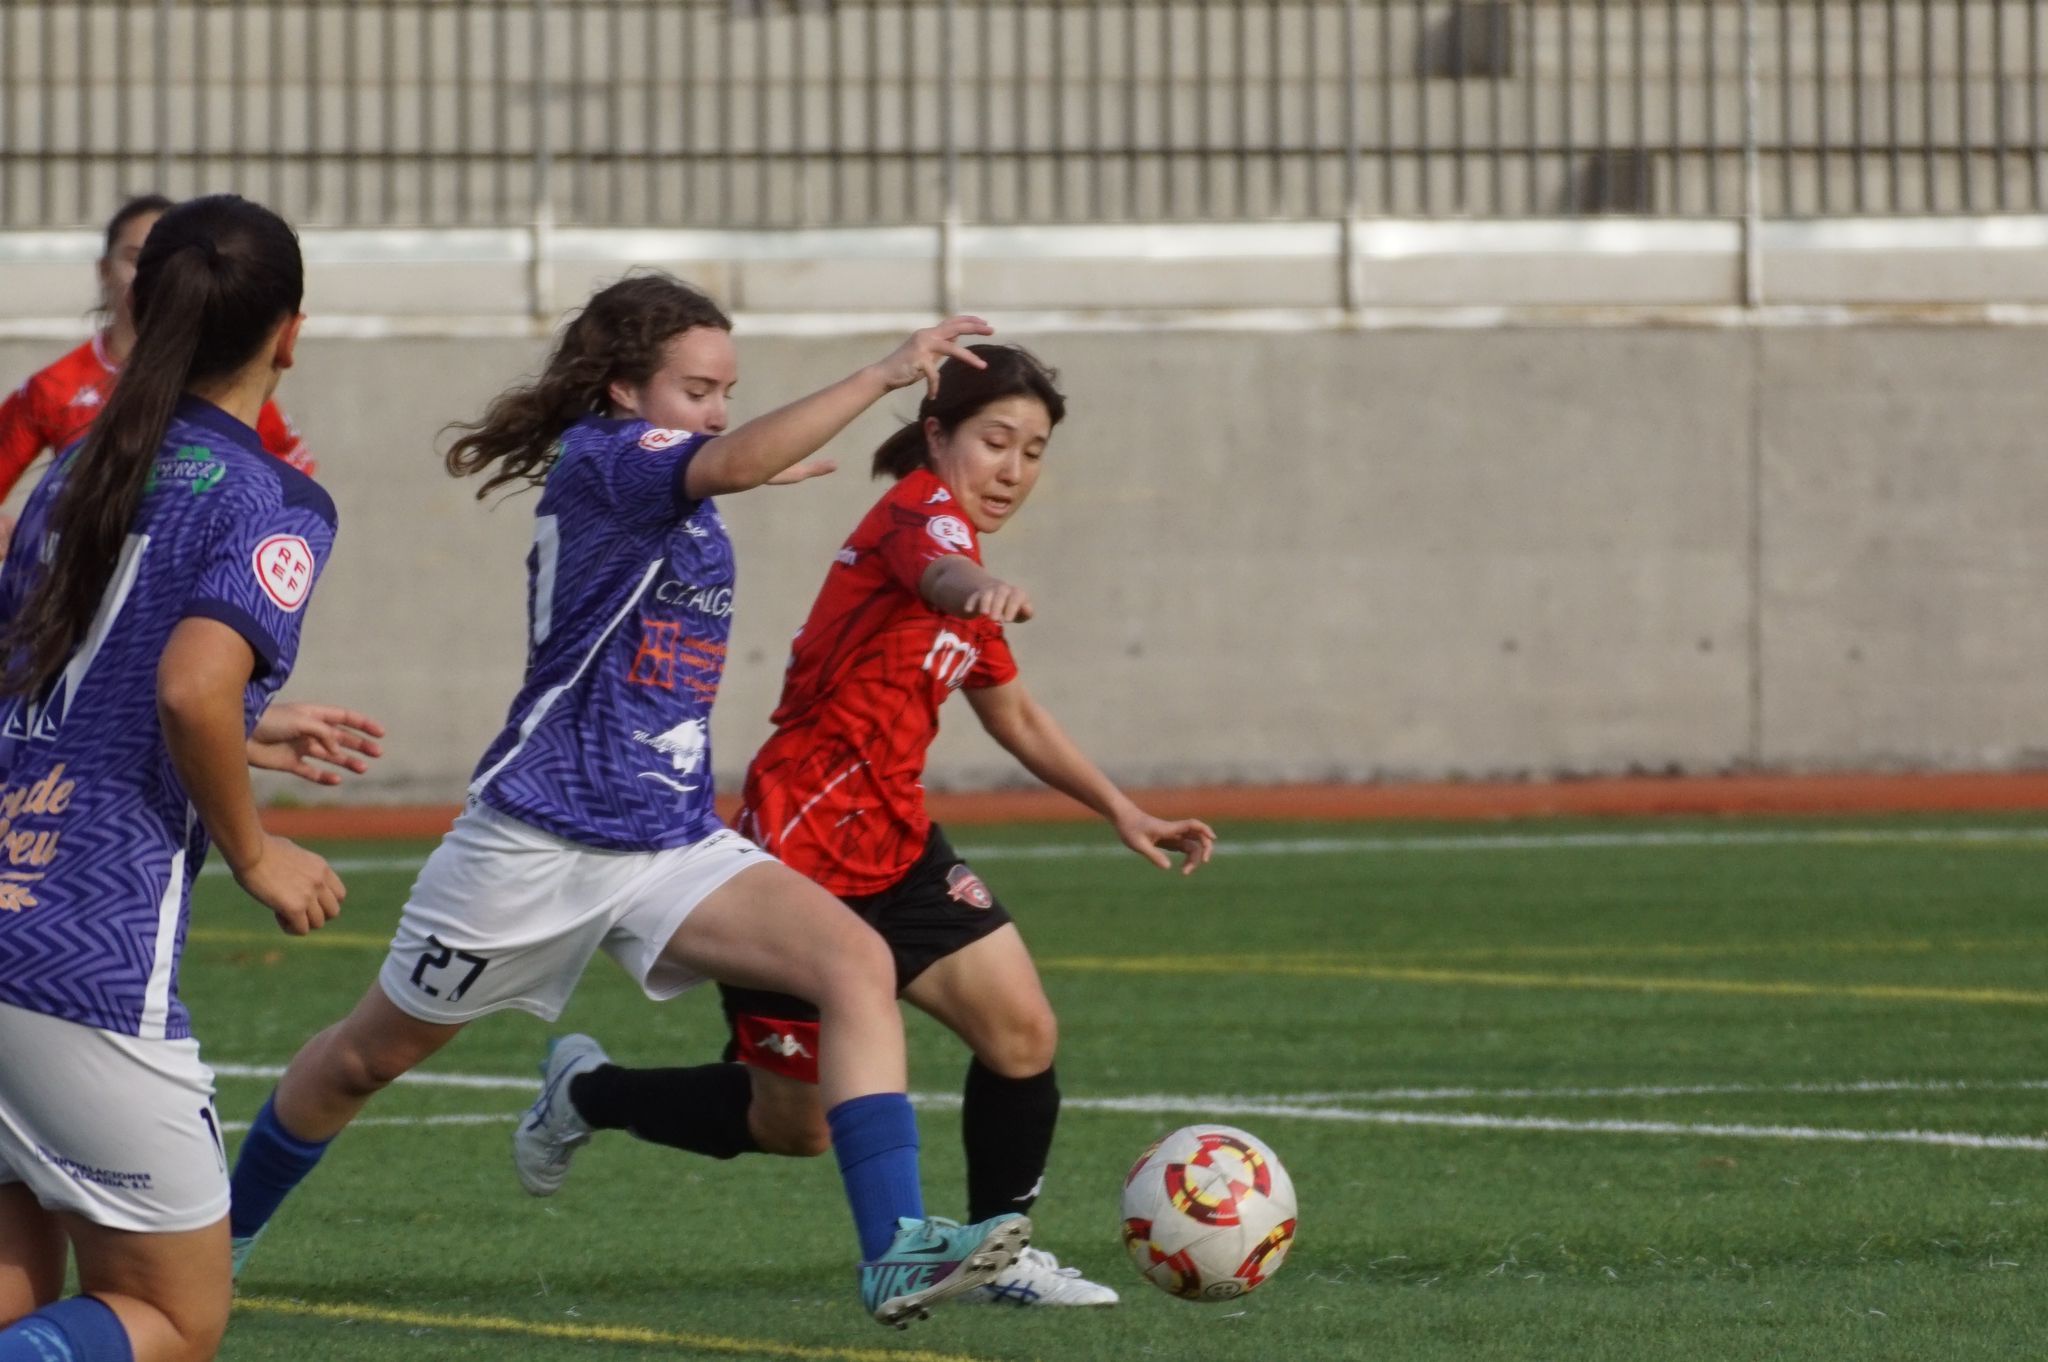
(445, 273), (732, 500)
(1, 194), (303, 697)
(872, 344), (1066, 479)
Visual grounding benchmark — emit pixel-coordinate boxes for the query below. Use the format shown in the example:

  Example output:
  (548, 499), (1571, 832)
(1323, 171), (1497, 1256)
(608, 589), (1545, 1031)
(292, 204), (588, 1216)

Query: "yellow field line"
(1042, 955), (2048, 1006)
(235, 1296), (992, 1362)
(1268, 936), (2048, 965)
(190, 928), (2048, 970)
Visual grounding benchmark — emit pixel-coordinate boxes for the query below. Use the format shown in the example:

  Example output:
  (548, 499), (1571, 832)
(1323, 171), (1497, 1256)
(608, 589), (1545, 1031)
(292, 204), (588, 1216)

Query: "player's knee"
(978, 1004), (1058, 1078)
(817, 922), (894, 1008)
(326, 1032), (415, 1098)
(162, 1280), (232, 1362)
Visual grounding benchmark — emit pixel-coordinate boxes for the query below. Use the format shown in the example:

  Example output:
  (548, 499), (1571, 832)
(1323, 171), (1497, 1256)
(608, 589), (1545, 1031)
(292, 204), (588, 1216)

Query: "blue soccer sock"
(228, 1092), (332, 1240)
(0, 1295), (133, 1361)
(826, 1092), (924, 1262)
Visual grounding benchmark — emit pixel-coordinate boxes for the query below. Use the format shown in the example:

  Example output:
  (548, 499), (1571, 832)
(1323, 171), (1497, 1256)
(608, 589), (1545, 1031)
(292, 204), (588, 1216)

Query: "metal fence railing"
(1, 1), (2043, 230)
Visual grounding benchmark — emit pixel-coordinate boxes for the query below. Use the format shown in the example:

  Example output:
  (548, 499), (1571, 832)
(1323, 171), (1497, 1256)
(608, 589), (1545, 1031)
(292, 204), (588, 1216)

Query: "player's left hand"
(766, 458), (839, 486)
(249, 702), (387, 785)
(1117, 813), (1218, 876)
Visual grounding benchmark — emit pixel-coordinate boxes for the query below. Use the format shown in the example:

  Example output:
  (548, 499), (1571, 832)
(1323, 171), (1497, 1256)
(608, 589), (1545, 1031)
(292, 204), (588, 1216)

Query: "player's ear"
(607, 378), (642, 418)
(923, 415), (944, 461)
(271, 312), (307, 372)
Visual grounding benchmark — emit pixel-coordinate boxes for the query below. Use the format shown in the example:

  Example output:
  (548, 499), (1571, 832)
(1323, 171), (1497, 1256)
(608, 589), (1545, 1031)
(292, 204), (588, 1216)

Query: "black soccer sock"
(569, 1062), (762, 1160)
(962, 1059), (1060, 1223)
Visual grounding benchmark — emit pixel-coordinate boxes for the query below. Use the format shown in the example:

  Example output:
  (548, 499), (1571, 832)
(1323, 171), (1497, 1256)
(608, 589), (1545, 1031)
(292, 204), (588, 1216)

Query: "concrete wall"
(4, 323), (2045, 801)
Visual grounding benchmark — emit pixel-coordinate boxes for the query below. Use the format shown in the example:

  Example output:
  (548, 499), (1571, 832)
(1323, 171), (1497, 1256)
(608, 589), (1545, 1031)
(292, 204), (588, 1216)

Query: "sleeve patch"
(639, 427), (697, 451)
(252, 534), (316, 611)
(926, 515), (974, 553)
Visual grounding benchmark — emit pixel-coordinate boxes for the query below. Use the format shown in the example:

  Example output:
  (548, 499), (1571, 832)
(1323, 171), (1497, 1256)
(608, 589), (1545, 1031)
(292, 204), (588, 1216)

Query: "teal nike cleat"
(860, 1213), (1032, 1328)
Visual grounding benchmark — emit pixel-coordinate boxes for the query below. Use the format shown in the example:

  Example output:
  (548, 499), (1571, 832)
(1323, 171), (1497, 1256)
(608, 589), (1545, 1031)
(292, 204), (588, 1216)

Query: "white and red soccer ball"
(1120, 1124), (1298, 1302)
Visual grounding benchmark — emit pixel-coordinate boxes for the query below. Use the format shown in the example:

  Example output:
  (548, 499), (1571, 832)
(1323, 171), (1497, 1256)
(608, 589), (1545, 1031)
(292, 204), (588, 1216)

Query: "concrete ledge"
(6, 218), (2048, 324)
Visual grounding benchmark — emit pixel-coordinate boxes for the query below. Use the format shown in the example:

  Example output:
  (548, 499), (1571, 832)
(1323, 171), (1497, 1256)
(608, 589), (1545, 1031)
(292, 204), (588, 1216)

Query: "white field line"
(190, 822), (2048, 880)
(1270, 1077), (2048, 1103)
(207, 1066), (2048, 1152)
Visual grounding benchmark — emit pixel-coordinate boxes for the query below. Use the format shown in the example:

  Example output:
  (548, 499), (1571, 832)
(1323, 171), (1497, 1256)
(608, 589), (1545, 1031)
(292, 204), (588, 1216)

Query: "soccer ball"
(1120, 1124), (1298, 1302)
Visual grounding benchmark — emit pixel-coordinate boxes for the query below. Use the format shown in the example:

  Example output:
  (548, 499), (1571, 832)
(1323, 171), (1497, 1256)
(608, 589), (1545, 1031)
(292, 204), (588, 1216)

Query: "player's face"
(610, 326), (738, 435)
(99, 208), (162, 331)
(926, 395), (1053, 536)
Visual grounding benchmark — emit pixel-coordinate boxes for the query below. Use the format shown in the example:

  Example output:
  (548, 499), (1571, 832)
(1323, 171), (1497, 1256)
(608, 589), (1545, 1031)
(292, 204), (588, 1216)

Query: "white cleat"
(961, 1245), (1121, 1307)
(512, 1033), (610, 1197)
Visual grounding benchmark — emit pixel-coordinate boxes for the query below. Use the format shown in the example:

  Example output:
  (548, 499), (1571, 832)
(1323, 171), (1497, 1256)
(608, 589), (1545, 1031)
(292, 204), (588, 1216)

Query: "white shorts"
(0, 1001), (228, 1233)
(377, 802), (775, 1025)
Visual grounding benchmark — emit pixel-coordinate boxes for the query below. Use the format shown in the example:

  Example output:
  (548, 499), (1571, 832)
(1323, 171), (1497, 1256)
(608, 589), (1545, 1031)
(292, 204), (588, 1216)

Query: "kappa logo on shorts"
(946, 863), (994, 911)
(762, 1032), (814, 1059)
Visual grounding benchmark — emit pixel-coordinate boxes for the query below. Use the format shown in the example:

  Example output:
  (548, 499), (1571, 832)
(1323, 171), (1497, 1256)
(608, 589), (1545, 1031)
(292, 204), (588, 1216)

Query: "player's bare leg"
(906, 925), (1116, 1307)
(0, 1184), (63, 1325)
(656, 861), (904, 1108)
(230, 988), (466, 1274)
(273, 986), (468, 1141)
(655, 862), (1027, 1325)
(61, 1214), (230, 1362)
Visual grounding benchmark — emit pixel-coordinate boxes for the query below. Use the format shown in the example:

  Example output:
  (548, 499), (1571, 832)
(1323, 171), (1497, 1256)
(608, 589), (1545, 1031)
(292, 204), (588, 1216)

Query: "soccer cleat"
(961, 1245), (1121, 1307)
(860, 1213), (1032, 1328)
(512, 1033), (610, 1197)
(229, 1228), (265, 1280)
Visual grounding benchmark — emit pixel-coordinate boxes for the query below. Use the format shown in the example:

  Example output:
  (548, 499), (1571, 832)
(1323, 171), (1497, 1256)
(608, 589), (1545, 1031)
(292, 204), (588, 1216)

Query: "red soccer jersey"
(0, 333), (314, 500)
(739, 467), (1018, 895)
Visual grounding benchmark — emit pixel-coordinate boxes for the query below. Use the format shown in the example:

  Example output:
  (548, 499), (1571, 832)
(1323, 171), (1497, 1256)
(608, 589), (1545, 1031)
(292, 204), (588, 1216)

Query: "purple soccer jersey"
(468, 415), (733, 851)
(0, 397), (336, 1039)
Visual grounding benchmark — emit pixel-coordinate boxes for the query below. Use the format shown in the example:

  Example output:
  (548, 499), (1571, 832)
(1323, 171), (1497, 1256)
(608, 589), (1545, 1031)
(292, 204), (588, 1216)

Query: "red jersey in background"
(739, 467), (1017, 895)
(0, 333), (315, 499)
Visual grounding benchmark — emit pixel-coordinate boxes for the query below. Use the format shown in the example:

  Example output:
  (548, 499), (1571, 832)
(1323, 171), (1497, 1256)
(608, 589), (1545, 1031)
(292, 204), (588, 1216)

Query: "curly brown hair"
(445, 273), (732, 500)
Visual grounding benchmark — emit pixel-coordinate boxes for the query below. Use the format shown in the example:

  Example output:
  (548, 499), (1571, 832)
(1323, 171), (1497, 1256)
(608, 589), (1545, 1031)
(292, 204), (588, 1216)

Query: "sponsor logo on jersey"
(633, 717), (708, 794)
(926, 515), (974, 552)
(147, 445), (226, 497)
(252, 534), (315, 611)
(922, 628), (980, 689)
(0, 763), (76, 914)
(638, 427), (696, 451)
(654, 579), (734, 618)
(946, 862), (994, 911)
(924, 487), (952, 504)
(64, 385), (103, 410)
(833, 547), (860, 568)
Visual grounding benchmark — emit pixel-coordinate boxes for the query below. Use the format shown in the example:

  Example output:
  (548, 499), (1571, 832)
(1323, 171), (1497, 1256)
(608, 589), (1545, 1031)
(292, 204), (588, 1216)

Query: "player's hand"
(0, 511), (15, 561)
(233, 834), (345, 936)
(766, 458), (839, 486)
(248, 702), (387, 785)
(1116, 813), (1217, 876)
(961, 579), (1034, 624)
(873, 316), (994, 398)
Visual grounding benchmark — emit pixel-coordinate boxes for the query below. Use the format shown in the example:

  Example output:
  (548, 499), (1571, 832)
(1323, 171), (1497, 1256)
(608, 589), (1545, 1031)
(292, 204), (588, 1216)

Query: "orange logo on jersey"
(0, 763), (76, 912)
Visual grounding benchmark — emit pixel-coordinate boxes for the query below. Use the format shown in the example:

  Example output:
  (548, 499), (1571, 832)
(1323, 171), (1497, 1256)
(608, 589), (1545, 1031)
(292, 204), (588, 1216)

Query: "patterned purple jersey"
(468, 415), (732, 851)
(0, 397), (336, 1039)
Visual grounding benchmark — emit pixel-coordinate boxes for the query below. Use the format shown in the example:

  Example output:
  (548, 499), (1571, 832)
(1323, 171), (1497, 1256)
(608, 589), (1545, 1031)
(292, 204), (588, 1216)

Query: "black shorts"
(719, 825), (1012, 1081)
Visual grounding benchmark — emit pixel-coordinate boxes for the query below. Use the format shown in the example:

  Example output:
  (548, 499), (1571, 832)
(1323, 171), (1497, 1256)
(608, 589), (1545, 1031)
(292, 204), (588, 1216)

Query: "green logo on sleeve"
(147, 445), (226, 496)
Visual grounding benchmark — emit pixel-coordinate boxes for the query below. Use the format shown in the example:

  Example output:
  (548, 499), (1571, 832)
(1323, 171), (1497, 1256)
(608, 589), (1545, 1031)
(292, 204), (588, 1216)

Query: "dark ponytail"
(872, 344), (1067, 479)
(1, 194), (302, 696)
